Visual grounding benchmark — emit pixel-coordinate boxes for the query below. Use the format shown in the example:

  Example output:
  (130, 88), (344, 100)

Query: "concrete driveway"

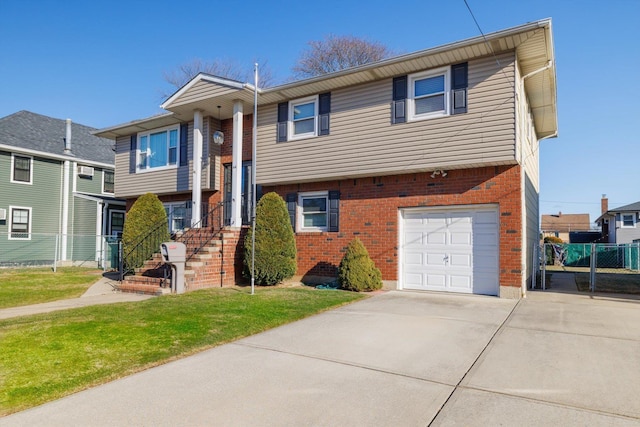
(2, 289), (639, 426)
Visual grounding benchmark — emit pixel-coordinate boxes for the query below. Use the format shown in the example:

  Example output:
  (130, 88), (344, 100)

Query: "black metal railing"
(176, 202), (224, 262)
(119, 217), (170, 280)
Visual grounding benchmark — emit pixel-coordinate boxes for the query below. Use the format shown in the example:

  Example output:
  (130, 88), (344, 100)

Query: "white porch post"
(192, 110), (203, 227)
(231, 100), (244, 227)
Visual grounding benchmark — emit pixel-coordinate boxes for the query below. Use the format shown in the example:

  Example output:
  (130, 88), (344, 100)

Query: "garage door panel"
(449, 275), (472, 291)
(450, 231), (472, 245)
(426, 274), (446, 288)
(449, 253), (471, 268)
(401, 207), (499, 296)
(404, 252), (424, 266)
(426, 231), (447, 244)
(405, 272), (424, 287)
(426, 252), (446, 267)
(404, 231), (424, 246)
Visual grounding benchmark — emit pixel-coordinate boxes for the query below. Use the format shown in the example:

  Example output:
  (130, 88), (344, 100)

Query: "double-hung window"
(622, 214), (636, 228)
(289, 96), (318, 139)
(298, 191), (328, 232)
(9, 206), (31, 240)
(11, 154), (32, 184)
(409, 67), (450, 120)
(103, 170), (115, 194)
(137, 126), (179, 171)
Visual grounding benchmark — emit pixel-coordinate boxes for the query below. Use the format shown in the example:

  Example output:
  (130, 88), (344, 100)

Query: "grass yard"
(575, 272), (640, 294)
(0, 268), (104, 309)
(0, 286), (365, 416)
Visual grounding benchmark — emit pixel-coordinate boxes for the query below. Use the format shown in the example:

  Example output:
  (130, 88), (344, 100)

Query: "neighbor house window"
(11, 154), (32, 184)
(289, 96), (318, 139)
(9, 206), (31, 240)
(298, 191), (328, 232)
(137, 126), (179, 171)
(103, 170), (115, 194)
(622, 214), (635, 228)
(409, 67), (450, 120)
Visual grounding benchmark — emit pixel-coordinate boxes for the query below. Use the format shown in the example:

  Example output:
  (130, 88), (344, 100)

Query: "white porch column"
(230, 100), (244, 227)
(192, 110), (203, 227)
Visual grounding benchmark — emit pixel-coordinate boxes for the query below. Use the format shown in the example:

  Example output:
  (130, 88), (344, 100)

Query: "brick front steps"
(116, 228), (245, 295)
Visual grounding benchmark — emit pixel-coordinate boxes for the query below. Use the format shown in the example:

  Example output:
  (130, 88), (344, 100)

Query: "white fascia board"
(161, 73), (260, 110)
(0, 143), (114, 169)
(262, 19), (552, 96)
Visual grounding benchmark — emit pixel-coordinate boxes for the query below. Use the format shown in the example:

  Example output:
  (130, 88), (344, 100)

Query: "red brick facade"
(265, 165), (523, 290)
(124, 116), (524, 292)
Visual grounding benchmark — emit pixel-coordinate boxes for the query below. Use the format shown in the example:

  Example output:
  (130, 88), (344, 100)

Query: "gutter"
(0, 143), (114, 168)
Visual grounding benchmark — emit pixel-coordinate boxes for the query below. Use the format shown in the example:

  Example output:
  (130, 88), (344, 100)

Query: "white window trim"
(108, 209), (125, 237)
(621, 213), (636, 228)
(408, 66), (451, 121)
(10, 153), (33, 185)
(8, 205), (32, 240)
(136, 125), (180, 173)
(288, 95), (318, 141)
(102, 169), (115, 194)
(297, 191), (329, 232)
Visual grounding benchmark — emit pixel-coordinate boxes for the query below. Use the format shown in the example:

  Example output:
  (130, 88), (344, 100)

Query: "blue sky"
(1, 0), (638, 224)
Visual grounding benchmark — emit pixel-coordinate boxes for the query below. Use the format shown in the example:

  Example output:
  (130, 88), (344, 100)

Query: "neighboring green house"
(0, 111), (125, 267)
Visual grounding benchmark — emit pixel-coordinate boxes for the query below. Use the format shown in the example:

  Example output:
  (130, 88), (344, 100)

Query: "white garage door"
(401, 206), (499, 296)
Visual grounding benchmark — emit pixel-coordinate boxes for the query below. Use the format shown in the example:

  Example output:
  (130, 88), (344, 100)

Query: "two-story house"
(597, 196), (640, 244)
(0, 111), (125, 267)
(96, 19), (557, 298)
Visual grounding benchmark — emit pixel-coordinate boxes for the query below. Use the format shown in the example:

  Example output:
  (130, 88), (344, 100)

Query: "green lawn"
(0, 286), (365, 415)
(0, 268), (104, 309)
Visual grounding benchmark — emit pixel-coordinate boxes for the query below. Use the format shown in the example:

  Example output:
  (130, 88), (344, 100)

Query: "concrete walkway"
(1, 287), (639, 426)
(0, 275), (152, 320)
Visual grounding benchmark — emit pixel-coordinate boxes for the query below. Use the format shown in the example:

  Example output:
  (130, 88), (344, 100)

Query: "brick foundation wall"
(264, 165), (523, 290)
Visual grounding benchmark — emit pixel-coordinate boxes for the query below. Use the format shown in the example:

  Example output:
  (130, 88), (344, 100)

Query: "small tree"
(122, 193), (170, 270)
(162, 58), (276, 97)
(292, 35), (393, 79)
(244, 192), (297, 285)
(338, 238), (383, 292)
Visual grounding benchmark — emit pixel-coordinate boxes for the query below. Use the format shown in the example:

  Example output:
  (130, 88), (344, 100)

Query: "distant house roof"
(596, 201), (640, 223)
(541, 213), (591, 232)
(609, 201), (640, 212)
(0, 110), (115, 165)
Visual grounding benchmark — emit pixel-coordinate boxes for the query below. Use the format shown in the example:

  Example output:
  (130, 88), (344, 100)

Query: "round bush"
(338, 238), (382, 292)
(244, 192), (297, 285)
(122, 193), (171, 269)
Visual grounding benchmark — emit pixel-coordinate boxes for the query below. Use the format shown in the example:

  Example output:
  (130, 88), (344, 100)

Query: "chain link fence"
(0, 233), (120, 270)
(534, 243), (640, 293)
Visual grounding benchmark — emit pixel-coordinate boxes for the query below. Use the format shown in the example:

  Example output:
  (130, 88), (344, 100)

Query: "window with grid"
(12, 154), (32, 183)
(103, 170), (115, 193)
(10, 207), (30, 240)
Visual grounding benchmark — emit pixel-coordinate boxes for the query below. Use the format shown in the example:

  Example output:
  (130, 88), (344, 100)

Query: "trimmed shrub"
(122, 193), (171, 269)
(244, 192), (297, 285)
(338, 238), (383, 292)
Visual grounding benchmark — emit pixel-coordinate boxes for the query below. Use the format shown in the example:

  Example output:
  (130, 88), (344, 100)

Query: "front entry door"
(223, 161), (253, 226)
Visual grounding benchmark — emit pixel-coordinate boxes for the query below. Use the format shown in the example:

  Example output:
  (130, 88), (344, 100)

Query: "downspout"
(61, 119), (72, 260)
(96, 200), (104, 264)
(192, 110), (203, 227)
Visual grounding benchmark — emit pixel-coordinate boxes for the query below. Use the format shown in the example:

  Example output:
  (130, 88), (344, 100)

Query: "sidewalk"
(0, 275), (153, 320)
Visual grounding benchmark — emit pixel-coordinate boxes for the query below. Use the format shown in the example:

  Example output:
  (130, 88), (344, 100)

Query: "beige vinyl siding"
(516, 58), (542, 288)
(170, 81), (241, 108)
(256, 53), (516, 185)
(114, 126), (193, 198)
(114, 119), (220, 199)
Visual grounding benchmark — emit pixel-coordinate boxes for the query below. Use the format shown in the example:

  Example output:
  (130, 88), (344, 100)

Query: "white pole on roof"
(251, 63), (258, 296)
